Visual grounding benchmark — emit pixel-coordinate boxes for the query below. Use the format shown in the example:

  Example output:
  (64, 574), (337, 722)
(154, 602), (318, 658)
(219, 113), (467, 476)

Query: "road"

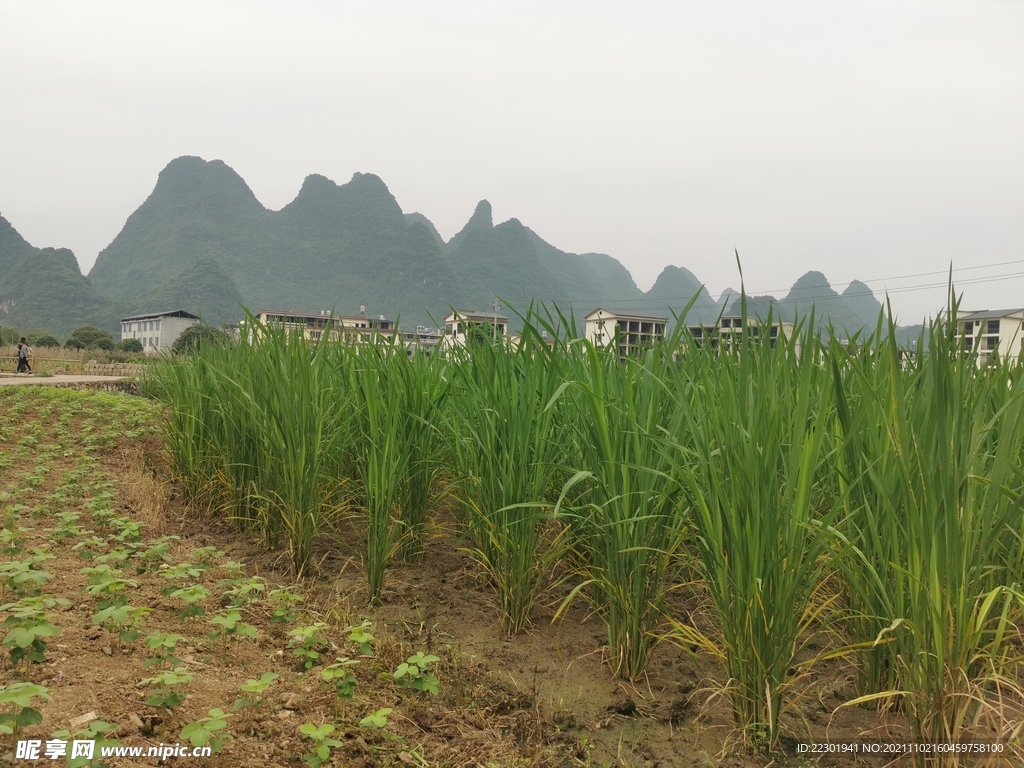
(0, 374), (128, 387)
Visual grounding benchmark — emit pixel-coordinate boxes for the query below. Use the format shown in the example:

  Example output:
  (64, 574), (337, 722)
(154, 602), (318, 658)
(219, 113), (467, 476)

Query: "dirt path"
(0, 375), (127, 387)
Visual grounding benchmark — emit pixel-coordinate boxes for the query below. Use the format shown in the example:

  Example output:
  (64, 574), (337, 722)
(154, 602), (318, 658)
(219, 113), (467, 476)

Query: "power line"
(522, 258), (1024, 308)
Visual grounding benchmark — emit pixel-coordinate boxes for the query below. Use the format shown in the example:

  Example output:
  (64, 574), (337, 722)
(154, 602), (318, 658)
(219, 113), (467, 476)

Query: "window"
(155, 320), (161, 331)
(988, 320), (1000, 334)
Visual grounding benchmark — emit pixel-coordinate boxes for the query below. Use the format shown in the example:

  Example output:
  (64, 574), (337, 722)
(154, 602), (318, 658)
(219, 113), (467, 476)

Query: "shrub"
(119, 338), (144, 353)
(171, 325), (229, 356)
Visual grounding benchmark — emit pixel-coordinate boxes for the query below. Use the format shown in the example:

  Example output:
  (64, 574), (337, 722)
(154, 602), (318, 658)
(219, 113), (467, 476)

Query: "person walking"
(16, 338), (32, 374)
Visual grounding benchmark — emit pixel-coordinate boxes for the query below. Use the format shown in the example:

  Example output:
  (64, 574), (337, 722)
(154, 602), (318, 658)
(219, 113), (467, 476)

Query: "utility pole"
(491, 298), (501, 343)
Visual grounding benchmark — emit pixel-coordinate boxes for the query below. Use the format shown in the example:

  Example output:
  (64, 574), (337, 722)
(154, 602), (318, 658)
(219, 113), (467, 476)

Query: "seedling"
(169, 584), (210, 619)
(393, 652), (439, 695)
(0, 682), (50, 738)
(143, 631), (182, 669)
(50, 719), (121, 768)
(92, 603), (150, 644)
(180, 708), (233, 753)
(134, 536), (179, 574)
(220, 575), (266, 607)
(268, 587), (303, 624)
(298, 723), (343, 767)
(1, 595), (67, 664)
(288, 623), (328, 670)
(141, 667), (193, 709)
(321, 657), (359, 700)
(106, 516), (143, 543)
(71, 535), (108, 561)
(209, 608), (258, 641)
(359, 707), (392, 729)
(346, 620), (374, 655)
(232, 672), (279, 712)
(80, 565), (137, 603)
(0, 552), (54, 597)
(191, 546), (226, 565)
(0, 527), (27, 557)
(3, 616), (59, 665)
(94, 546), (132, 566)
(159, 562), (204, 585)
(49, 512), (92, 543)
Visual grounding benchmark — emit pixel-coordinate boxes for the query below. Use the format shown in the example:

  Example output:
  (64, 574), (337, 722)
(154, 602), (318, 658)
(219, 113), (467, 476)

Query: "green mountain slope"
(75, 155), (898, 335)
(635, 265), (720, 322)
(0, 215), (123, 336)
(0, 213), (34, 270)
(131, 259), (245, 326)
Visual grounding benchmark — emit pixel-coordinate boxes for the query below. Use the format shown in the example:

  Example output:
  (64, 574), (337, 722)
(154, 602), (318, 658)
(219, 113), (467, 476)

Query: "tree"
(33, 335), (61, 348)
(119, 338), (144, 353)
(64, 338), (84, 350)
(71, 326), (115, 349)
(171, 325), (229, 356)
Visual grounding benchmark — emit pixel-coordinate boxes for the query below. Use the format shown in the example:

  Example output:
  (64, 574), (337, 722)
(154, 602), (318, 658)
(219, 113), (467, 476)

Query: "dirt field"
(0, 387), (961, 767)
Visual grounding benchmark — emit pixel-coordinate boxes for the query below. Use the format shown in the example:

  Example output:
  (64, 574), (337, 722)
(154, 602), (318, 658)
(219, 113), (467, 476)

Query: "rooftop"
(585, 307), (668, 321)
(120, 309), (200, 322)
(445, 309), (510, 322)
(959, 308), (1024, 321)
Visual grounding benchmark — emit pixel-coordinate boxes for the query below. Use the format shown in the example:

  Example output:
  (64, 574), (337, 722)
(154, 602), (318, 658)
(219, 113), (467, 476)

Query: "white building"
(685, 316), (796, 352)
(585, 308), (667, 356)
(443, 310), (509, 349)
(958, 309), (1024, 365)
(254, 307), (394, 344)
(120, 310), (200, 354)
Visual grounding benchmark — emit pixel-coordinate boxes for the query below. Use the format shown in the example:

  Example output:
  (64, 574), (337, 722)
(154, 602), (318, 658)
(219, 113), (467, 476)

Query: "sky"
(2, 0), (1023, 323)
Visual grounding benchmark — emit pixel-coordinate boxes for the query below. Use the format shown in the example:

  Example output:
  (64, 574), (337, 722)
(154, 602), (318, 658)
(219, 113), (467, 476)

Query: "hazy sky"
(2, 0), (1022, 322)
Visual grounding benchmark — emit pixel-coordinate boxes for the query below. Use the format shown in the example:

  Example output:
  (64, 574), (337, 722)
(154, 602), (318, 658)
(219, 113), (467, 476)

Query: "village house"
(120, 310), (200, 354)
(442, 310), (509, 349)
(685, 316), (796, 352)
(254, 307), (394, 344)
(958, 308), (1024, 365)
(584, 308), (667, 356)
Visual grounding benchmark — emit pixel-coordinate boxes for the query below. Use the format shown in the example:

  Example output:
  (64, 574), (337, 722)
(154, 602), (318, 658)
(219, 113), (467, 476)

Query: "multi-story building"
(120, 310), (200, 354)
(958, 309), (1024, 365)
(443, 310), (509, 349)
(685, 316), (796, 352)
(401, 326), (443, 357)
(584, 308), (667, 356)
(254, 307), (394, 344)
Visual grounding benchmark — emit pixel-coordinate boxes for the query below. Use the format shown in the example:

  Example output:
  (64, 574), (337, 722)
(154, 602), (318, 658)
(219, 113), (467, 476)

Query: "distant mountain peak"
(447, 200), (494, 250)
(468, 200), (493, 229)
(842, 279), (872, 298)
(147, 155), (264, 215)
(786, 270), (839, 303)
(298, 172), (336, 190)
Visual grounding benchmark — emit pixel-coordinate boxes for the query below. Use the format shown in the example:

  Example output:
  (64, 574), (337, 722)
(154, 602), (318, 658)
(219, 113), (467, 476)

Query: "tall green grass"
(831, 308), (1024, 755)
(149, 296), (1024, 759)
(447, 318), (569, 635)
(561, 339), (684, 681)
(670, 313), (836, 749)
(150, 315), (351, 576)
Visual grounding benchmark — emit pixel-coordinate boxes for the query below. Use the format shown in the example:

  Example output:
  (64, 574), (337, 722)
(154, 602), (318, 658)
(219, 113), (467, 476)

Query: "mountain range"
(3, 155), (888, 337)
